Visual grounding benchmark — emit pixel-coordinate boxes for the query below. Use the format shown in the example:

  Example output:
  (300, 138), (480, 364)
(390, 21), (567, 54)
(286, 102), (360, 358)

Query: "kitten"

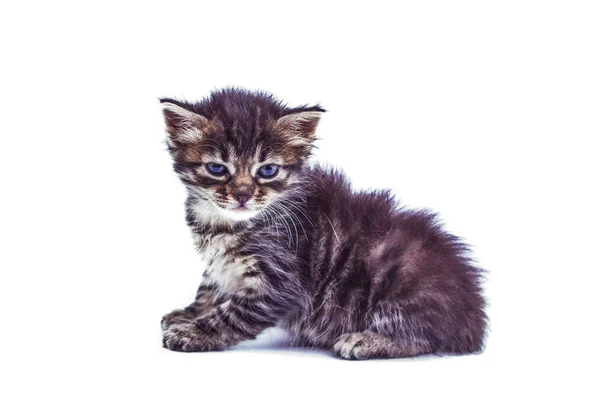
(159, 88), (488, 359)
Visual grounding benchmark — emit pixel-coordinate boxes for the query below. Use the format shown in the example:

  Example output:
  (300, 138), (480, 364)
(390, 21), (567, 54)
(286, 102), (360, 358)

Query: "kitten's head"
(160, 88), (324, 222)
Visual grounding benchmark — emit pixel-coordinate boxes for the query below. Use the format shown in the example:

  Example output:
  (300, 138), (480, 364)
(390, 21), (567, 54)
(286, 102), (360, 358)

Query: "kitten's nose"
(233, 190), (252, 206)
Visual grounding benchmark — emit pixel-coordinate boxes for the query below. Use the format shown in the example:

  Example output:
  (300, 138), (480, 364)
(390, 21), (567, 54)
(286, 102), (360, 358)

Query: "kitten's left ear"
(274, 110), (324, 145)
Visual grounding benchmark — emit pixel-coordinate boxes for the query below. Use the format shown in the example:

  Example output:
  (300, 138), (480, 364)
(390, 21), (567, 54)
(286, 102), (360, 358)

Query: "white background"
(1, 1), (599, 399)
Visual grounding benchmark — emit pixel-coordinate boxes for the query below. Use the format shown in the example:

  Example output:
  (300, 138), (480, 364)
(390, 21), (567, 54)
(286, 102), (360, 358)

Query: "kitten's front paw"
(162, 325), (202, 352)
(161, 310), (190, 331)
(162, 324), (223, 352)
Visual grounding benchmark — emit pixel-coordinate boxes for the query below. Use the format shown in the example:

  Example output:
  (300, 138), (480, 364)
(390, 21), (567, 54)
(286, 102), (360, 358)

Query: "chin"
(217, 206), (261, 222)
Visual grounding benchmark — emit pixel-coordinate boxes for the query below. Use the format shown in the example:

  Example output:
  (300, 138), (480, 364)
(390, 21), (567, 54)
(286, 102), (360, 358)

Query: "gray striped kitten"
(160, 88), (487, 359)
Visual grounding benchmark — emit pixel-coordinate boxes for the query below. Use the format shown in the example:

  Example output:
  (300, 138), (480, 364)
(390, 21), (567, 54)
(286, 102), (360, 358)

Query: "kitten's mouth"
(214, 202), (260, 222)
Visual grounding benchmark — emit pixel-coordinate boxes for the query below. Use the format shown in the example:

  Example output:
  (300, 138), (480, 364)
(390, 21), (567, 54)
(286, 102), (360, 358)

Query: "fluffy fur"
(159, 88), (488, 359)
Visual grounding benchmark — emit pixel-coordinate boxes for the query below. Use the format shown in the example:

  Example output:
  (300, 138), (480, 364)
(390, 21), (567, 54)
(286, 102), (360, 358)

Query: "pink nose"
(233, 192), (252, 205)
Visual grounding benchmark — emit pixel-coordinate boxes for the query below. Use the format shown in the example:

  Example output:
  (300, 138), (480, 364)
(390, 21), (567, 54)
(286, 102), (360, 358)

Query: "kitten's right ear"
(159, 99), (208, 147)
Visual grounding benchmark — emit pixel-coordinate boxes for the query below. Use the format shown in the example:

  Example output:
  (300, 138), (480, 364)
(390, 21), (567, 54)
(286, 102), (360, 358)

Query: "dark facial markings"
(176, 153), (293, 209)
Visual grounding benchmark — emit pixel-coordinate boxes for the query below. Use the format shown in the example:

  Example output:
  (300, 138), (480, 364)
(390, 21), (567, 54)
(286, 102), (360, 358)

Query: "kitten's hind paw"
(333, 332), (371, 360)
(333, 331), (410, 360)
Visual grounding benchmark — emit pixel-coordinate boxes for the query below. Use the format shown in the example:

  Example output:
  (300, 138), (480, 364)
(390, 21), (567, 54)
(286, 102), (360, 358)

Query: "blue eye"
(258, 164), (279, 178)
(206, 162), (227, 175)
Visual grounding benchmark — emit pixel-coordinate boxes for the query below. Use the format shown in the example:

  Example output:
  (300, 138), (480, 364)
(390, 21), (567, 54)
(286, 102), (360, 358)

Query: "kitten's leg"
(163, 250), (304, 352)
(162, 293), (285, 352)
(161, 283), (218, 330)
(333, 331), (430, 360)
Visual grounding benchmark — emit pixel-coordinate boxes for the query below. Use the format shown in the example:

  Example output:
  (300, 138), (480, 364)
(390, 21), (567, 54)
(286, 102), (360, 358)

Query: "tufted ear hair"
(159, 99), (208, 147)
(274, 109), (325, 146)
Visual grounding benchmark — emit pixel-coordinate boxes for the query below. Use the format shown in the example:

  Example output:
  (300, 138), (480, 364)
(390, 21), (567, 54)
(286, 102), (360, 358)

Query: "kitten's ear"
(160, 100), (208, 146)
(274, 110), (324, 145)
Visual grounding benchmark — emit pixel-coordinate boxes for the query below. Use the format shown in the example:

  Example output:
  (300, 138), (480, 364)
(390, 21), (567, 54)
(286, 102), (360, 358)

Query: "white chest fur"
(197, 233), (254, 295)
